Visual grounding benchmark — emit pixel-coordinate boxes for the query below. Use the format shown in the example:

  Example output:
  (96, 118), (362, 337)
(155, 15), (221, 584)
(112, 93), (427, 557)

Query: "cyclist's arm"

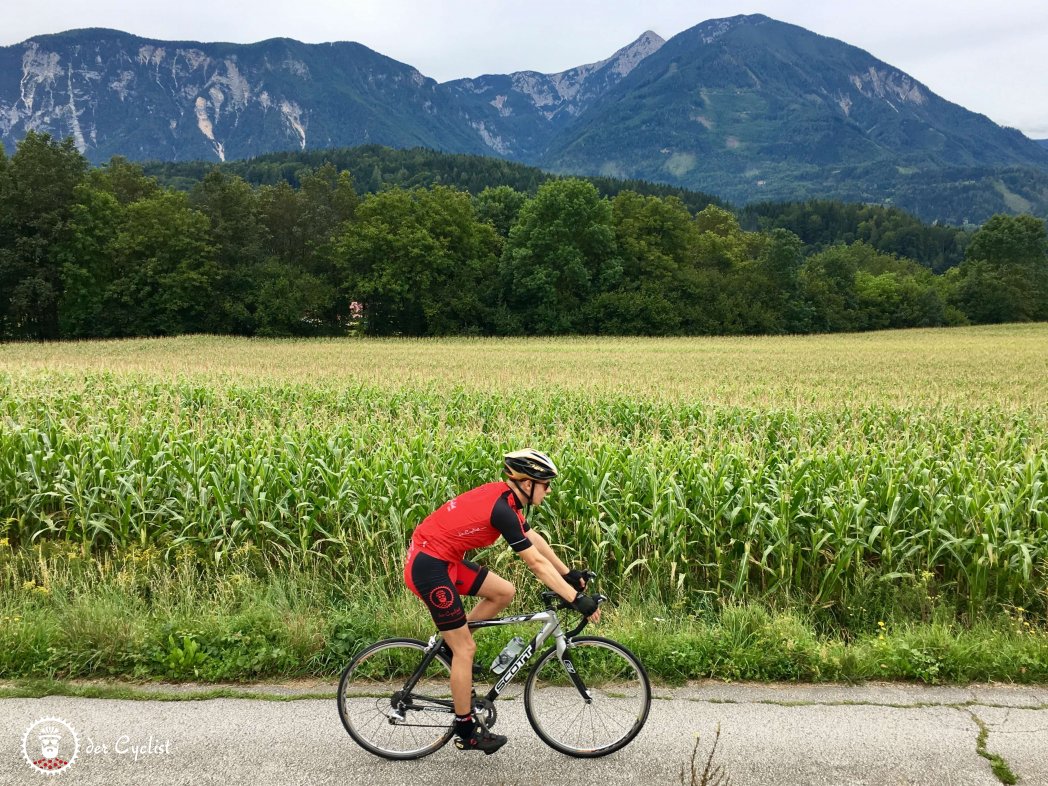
(524, 529), (569, 575)
(491, 495), (596, 616)
(490, 494), (534, 553)
(518, 547), (578, 603)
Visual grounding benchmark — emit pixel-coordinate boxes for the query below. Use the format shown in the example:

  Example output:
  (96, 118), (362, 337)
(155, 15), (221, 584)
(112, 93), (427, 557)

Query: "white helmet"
(503, 448), (558, 482)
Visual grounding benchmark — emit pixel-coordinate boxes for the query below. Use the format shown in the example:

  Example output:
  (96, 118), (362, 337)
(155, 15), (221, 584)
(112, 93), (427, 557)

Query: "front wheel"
(524, 636), (651, 757)
(337, 638), (455, 760)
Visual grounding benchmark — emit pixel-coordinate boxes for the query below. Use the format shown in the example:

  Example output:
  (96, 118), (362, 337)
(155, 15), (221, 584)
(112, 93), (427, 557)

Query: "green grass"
(1, 549), (1046, 683)
(0, 680), (335, 702)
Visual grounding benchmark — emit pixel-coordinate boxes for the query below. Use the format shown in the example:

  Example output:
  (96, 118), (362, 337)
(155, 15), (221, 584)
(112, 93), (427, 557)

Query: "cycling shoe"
(454, 729), (507, 755)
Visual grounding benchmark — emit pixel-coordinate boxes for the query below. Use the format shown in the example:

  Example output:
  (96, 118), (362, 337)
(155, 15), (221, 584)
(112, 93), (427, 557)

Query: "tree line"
(2, 132), (1046, 340)
(145, 144), (979, 268)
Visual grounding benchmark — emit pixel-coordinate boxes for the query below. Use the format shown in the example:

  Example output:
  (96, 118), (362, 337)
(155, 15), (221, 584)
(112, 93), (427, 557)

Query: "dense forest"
(2, 133), (1047, 340)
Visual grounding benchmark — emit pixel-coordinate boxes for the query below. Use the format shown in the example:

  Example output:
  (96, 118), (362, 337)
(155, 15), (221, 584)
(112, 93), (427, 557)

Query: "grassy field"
(1, 325), (1047, 682)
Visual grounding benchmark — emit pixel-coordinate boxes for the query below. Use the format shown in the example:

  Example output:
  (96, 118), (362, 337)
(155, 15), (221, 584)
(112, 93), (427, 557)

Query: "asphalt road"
(2, 682), (1046, 785)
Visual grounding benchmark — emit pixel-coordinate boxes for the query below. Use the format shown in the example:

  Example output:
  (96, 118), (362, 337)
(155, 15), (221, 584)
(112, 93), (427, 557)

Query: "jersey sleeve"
(491, 494), (533, 552)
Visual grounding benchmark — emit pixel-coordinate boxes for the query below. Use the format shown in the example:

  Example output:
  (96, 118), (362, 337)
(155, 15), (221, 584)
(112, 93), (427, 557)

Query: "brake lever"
(565, 596), (605, 637)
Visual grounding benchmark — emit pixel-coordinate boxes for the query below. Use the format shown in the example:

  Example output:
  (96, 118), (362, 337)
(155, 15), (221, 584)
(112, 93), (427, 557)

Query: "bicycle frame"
(472, 610), (591, 703)
(399, 607), (592, 715)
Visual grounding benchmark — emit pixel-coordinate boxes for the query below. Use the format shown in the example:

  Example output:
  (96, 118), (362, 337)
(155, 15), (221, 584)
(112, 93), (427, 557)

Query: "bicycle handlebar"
(540, 568), (606, 636)
(540, 590), (607, 610)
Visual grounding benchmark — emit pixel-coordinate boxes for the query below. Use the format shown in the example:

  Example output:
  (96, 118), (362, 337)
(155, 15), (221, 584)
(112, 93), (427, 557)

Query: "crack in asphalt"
(689, 696), (1048, 711)
(968, 709), (1019, 785)
(5, 680), (1048, 713)
(681, 694), (1033, 785)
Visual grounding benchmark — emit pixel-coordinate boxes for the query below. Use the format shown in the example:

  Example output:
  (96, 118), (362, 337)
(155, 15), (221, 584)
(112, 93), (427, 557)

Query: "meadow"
(1, 325), (1046, 683)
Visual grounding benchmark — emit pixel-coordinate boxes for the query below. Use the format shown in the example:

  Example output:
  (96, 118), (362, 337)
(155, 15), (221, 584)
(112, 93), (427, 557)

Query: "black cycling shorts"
(404, 546), (488, 631)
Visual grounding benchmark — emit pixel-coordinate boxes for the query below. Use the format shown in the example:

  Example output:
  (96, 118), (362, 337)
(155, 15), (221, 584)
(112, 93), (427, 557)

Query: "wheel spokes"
(338, 640), (455, 759)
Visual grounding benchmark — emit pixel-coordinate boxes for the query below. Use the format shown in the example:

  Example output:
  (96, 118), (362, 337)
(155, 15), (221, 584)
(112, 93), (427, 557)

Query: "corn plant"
(2, 326), (1046, 621)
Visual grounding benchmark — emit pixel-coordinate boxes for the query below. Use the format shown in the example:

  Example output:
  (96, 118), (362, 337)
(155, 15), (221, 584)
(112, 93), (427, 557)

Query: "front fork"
(554, 632), (593, 704)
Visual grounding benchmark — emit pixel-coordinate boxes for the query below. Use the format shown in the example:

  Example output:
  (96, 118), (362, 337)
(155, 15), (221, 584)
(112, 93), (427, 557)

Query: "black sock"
(454, 714), (474, 739)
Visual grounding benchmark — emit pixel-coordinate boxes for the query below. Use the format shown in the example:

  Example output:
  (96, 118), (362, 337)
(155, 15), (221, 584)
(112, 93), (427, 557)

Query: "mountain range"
(3, 15), (1048, 223)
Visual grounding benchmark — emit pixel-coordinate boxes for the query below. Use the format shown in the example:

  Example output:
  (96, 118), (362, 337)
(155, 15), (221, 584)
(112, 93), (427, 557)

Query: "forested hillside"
(3, 133), (1046, 340)
(740, 201), (970, 272)
(143, 145), (727, 215)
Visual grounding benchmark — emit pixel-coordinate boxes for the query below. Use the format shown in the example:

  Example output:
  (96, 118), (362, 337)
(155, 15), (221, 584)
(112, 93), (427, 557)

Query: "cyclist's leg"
(406, 551), (475, 713)
(467, 572), (515, 621)
(408, 550), (468, 630)
(442, 561), (510, 753)
(440, 623), (476, 715)
(452, 560), (515, 622)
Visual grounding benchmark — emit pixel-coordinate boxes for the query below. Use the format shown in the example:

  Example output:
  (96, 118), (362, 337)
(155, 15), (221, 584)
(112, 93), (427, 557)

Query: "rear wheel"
(337, 638), (455, 760)
(524, 636), (651, 757)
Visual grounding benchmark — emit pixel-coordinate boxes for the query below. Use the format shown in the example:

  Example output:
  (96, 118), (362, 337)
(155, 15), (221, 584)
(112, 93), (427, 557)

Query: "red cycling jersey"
(410, 481), (533, 563)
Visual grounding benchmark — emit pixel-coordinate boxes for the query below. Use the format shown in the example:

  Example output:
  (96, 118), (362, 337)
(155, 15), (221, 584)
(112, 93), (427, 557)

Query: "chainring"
(472, 697), (497, 730)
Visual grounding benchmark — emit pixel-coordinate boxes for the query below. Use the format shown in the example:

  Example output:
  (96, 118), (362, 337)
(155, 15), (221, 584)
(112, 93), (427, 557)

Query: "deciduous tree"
(502, 179), (620, 334)
(0, 132), (87, 339)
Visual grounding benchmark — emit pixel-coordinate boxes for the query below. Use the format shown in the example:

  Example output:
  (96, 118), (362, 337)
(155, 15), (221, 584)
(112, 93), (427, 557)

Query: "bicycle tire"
(523, 635), (651, 757)
(337, 638), (455, 760)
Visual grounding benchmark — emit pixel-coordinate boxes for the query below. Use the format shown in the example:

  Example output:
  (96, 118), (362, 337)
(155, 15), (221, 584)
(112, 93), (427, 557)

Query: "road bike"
(337, 576), (651, 759)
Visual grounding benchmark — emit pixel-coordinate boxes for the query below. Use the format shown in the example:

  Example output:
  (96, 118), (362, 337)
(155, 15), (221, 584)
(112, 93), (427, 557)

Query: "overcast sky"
(4, 0), (1047, 138)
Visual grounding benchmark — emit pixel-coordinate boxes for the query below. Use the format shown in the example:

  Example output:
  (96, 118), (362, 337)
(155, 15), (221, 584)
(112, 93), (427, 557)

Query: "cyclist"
(403, 448), (600, 755)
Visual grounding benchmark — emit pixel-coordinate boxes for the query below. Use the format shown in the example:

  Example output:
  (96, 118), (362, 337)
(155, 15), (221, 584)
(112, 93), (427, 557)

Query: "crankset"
(472, 696), (497, 730)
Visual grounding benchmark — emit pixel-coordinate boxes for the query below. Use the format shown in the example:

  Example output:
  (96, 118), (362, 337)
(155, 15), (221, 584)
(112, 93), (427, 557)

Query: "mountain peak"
(540, 12), (1048, 217)
(685, 14), (772, 43)
(548, 29), (665, 81)
(436, 29), (666, 159)
(602, 30), (666, 77)
(20, 27), (145, 45)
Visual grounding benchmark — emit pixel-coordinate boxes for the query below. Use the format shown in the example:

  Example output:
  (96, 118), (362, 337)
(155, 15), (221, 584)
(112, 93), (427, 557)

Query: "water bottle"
(490, 636), (526, 675)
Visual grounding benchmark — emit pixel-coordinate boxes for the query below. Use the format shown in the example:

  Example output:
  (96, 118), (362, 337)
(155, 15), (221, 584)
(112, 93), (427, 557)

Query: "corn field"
(2, 326), (1047, 618)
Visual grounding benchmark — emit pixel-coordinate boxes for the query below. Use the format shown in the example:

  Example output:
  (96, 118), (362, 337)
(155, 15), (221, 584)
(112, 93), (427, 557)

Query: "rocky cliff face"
(449, 30), (664, 121)
(4, 32), (305, 161)
(0, 29), (488, 162)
